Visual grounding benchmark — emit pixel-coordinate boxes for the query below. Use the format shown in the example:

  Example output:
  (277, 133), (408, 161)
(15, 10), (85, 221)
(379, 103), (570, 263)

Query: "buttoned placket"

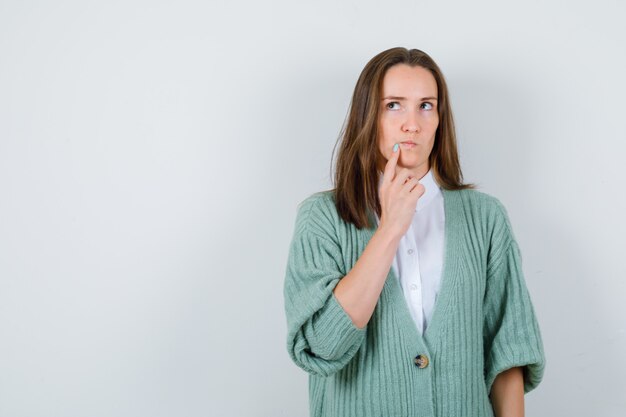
(377, 168), (442, 336)
(399, 223), (425, 335)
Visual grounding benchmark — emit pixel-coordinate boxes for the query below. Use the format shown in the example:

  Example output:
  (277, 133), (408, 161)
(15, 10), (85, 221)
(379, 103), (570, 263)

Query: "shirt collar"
(415, 168), (441, 212)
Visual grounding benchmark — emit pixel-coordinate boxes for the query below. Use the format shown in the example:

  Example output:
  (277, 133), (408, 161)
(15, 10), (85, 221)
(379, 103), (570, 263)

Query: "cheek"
(427, 116), (439, 135)
(379, 113), (400, 134)
(377, 138), (388, 160)
(377, 121), (392, 148)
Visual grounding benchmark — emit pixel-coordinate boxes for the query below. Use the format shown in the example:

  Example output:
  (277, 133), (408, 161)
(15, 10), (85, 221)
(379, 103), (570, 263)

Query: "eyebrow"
(382, 96), (438, 101)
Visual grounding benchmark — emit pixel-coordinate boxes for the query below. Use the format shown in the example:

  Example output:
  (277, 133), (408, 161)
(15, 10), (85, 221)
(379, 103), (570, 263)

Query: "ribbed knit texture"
(283, 188), (546, 417)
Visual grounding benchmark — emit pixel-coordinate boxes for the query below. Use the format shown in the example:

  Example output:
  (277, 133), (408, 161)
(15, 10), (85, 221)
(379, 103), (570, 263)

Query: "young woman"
(283, 47), (545, 417)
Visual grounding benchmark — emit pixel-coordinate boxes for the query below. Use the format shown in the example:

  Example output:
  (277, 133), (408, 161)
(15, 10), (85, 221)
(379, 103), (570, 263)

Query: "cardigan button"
(414, 354), (429, 368)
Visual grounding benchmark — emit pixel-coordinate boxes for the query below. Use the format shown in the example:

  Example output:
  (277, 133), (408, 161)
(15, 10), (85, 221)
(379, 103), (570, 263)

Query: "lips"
(401, 141), (416, 145)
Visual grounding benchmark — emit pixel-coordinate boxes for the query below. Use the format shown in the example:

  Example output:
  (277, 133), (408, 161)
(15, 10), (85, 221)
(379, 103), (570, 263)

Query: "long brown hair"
(331, 47), (475, 229)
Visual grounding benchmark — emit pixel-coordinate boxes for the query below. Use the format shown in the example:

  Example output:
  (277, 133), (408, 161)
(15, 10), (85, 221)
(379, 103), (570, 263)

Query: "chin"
(400, 161), (428, 172)
(399, 159), (423, 168)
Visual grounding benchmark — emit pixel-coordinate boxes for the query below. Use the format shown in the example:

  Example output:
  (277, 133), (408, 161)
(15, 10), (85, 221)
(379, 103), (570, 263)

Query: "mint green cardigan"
(283, 188), (545, 417)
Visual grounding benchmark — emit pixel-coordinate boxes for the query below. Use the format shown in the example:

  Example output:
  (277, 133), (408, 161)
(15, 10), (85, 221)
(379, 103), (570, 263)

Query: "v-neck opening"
(370, 188), (459, 352)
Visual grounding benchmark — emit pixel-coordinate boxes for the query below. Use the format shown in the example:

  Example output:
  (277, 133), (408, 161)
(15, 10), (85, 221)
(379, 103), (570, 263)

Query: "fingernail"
(393, 143), (399, 152)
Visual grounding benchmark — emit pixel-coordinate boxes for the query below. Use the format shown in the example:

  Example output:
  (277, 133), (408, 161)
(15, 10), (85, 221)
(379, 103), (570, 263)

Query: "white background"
(1, 1), (625, 416)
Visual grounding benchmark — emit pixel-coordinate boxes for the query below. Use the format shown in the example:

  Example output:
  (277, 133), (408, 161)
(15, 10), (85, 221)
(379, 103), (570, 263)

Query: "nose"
(402, 109), (421, 133)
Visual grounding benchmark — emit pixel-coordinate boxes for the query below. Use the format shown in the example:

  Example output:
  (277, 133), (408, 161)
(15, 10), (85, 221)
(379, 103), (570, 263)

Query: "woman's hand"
(333, 143), (425, 329)
(377, 143), (425, 239)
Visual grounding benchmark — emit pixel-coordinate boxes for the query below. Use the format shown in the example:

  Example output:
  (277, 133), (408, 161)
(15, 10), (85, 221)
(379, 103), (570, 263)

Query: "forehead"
(381, 64), (438, 97)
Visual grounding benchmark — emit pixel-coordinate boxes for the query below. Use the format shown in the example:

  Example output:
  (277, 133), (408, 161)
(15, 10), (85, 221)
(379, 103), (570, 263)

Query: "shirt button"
(407, 248), (414, 255)
(414, 354), (429, 368)
(410, 284), (418, 291)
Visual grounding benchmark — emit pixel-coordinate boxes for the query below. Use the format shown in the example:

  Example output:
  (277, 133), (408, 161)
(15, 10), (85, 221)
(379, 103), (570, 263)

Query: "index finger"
(382, 143), (400, 184)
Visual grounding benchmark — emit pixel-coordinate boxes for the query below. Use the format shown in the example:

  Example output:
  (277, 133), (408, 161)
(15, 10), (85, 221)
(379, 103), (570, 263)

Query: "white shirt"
(374, 169), (446, 335)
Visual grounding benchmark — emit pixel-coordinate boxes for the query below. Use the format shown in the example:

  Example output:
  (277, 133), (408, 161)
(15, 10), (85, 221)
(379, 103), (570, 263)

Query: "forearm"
(333, 226), (400, 329)
(490, 366), (525, 417)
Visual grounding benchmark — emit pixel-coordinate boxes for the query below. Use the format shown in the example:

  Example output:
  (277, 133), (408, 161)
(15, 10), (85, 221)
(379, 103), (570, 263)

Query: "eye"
(420, 102), (434, 110)
(386, 101), (400, 110)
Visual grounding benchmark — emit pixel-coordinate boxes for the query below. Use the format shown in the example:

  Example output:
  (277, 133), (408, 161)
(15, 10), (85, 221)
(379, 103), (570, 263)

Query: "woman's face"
(377, 64), (439, 178)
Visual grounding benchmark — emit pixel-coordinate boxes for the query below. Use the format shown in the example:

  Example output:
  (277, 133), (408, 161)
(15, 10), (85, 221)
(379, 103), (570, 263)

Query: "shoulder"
(295, 190), (336, 222)
(452, 188), (512, 222)
(450, 188), (517, 244)
(296, 189), (335, 213)
(453, 188), (507, 211)
(293, 189), (340, 239)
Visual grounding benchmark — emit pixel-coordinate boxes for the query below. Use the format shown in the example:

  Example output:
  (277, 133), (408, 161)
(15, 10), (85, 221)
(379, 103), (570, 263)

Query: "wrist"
(374, 224), (403, 246)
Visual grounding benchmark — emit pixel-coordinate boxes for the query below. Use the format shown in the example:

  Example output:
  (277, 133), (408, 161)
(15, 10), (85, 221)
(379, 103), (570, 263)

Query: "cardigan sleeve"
(283, 196), (367, 377)
(483, 203), (546, 396)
